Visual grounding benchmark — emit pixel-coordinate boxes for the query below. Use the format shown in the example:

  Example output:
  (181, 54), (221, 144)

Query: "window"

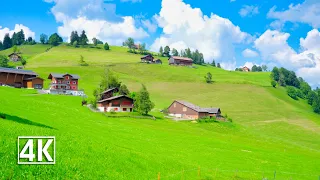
(123, 108), (127, 111)
(66, 86), (70, 90)
(72, 86), (75, 90)
(66, 76), (69, 80)
(183, 107), (187, 112)
(66, 81), (70, 84)
(72, 81), (76, 85)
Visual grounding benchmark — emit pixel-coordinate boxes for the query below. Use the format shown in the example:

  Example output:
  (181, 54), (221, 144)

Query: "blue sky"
(1, 0), (320, 86)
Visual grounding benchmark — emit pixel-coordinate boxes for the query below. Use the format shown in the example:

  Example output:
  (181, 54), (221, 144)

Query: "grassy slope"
(0, 44), (320, 179)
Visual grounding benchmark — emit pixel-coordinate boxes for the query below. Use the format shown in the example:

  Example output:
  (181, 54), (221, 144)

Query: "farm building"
(167, 100), (221, 120)
(242, 66), (250, 72)
(0, 67), (43, 89)
(169, 56), (193, 66)
(97, 95), (134, 112)
(8, 53), (21, 62)
(141, 54), (154, 63)
(100, 87), (119, 100)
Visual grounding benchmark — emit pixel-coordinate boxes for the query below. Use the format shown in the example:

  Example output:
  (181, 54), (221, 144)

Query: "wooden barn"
(8, 53), (21, 62)
(168, 56), (193, 66)
(167, 100), (221, 120)
(141, 54), (154, 63)
(97, 95), (134, 112)
(0, 67), (43, 89)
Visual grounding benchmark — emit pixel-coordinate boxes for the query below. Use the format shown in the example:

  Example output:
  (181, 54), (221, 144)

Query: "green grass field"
(0, 44), (320, 179)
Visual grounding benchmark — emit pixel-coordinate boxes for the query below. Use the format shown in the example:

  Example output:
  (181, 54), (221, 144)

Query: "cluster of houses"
(140, 54), (194, 66)
(0, 67), (84, 96)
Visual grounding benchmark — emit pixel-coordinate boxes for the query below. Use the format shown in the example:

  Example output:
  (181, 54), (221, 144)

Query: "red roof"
(171, 56), (193, 62)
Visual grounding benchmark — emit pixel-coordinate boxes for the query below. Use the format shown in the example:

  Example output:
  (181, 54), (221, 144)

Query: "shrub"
(0, 113), (6, 119)
(104, 42), (110, 50)
(287, 86), (298, 100)
(271, 80), (277, 88)
(197, 116), (218, 123)
(82, 99), (87, 106)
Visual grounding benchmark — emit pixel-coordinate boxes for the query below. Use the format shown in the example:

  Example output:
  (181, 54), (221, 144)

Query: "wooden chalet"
(168, 56), (193, 66)
(242, 66), (250, 72)
(141, 54), (154, 63)
(167, 100), (221, 120)
(8, 53), (21, 62)
(0, 67), (43, 89)
(100, 87), (119, 100)
(97, 95), (134, 112)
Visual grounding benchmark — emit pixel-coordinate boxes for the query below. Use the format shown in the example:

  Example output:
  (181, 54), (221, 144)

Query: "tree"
(17, 29), (25, 45)
(271, 67), (280, 82)
(262, 65), (268, 71)
(79, 30), (88, 45)
(48, 33), (63, 46)
(92, 37), (98, 46)
(307, 91), (318, 105)
(0, 55), (9, 67)
(12, 45), (19, 53)
(211, 59), (216, 67)
(99, 69), (121, 91)
(252, 65), (258, 72)
(312, 97), (320, 114)
(21, 57), (27, 66)
(11, 32), (18, 45)
(159, 46), (163, 56)
(124, 37), (135, 50)
(217, 63), (221, 68)
(300, 81), (312, 96)
(3, 33), (12, 49)
(119, 84), (130, 95)
(287, 86), (298, 100)
(164, 46), (170, 57)
(172, 48), (179, 56)
(271, 80), (277, 88)
(185, 48), (192, 58)
(134, 84), (154, 115)
(40, 34), (48, 44)
(104, 42), (110, 50)
(0, 41), (3, 50)
(139, 43), (146, 54)
(204, 72), (212, 83)
(73, 41), (78, 48)
(79, 55), (88, 66)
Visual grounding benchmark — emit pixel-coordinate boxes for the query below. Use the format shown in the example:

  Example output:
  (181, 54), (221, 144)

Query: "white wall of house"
(169, 113), (182, 118)
(98, 106), (133, 112)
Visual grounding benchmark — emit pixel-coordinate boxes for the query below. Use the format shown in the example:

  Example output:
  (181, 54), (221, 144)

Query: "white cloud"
(150, 0), (252, 70)
(268, 0), (320, 28)
(242, 48), (259, 58)
(141, 19), (157, 33)
(0, 24), (35, 42)
(45, 0), (148, 44)
(239, 5), (259, 17)
(254, 29), (320, 87)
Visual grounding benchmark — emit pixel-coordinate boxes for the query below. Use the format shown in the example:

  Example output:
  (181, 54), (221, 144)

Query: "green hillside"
(0, 44), (320, 179)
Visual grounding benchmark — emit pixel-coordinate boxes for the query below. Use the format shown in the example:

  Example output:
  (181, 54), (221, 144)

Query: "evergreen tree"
(185, 48), (192, 58)
(164, 46), (170, 57)
(0, 55), (9, 67)
(211, 59), (216, 67)
(134, 84), (154, 115)
(11, 32), (18, 45)
(271, 67), (280, 81)
(217, 63), (221, 68)
(21, 57), (27, 66)
(262, 65), (268, 71)
(104, 42), (110, 50)
(172, 48), (179, 56)
(204, 72), (212, 83)
(159, 46), (163, 56)
(70, 31), (75, 44)
(0, 41), (3, 50)
(3, 33), (12, 49)
(79, 30), (88, 45)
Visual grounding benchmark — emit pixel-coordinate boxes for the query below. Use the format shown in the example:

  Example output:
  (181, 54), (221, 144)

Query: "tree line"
(235, 65), (268, 72)
(270, 67), (320, 114)
(0, 29), (36, 51)
(123, 37), (147, 55)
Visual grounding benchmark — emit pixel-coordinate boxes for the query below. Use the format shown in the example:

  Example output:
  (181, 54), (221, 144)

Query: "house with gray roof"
(167, 100), (221, 120)
(47, 73), (84, 96)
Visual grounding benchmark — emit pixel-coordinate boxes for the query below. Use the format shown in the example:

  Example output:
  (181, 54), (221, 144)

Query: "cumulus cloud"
(141, 19), (157, 33)
(45, 0), (148, 44)
(254, 29), (320, 87)
(150, 0), (252, 70)
(242, 48), (259, 58)
(268, 0), (320, 28)
(239, 5), (259, 17)
(0, 24), (35, 42)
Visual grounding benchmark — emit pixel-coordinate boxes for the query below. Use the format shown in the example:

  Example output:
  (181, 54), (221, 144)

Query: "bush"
(271, 80), (277, 88)
(0, 113), (6, 119)
(104, 42), (110, 50)
(197, 116), (218, 123)
(287, 86), (298, 100)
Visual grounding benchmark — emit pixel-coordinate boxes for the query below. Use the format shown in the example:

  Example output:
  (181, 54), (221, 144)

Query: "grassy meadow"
(0, 44), (320, 179)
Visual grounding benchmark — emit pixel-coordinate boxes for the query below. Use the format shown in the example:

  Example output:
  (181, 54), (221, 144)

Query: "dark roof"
(174, 100), (220, 113)
(24, 77), (44, 80)
(8, 53), (21, 57)
(98, 95), (133, 103)
(0, 67), (37, 76)
(101, 87), (118, 94)
(170, 56), (193, 62)
(48, 73), (80, 79)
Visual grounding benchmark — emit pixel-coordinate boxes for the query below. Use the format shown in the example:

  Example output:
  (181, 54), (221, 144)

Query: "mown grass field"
(0, 44), (320, 179)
